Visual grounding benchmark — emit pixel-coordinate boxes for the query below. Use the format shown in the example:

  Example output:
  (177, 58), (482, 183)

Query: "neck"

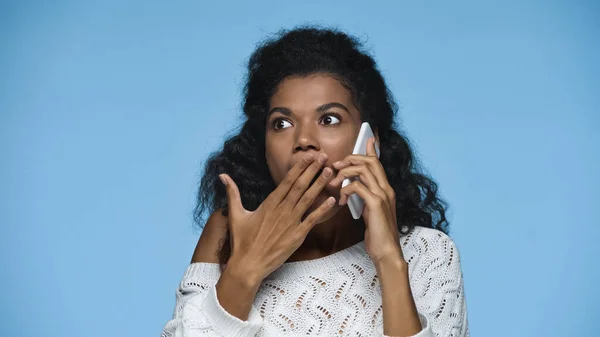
(288, 208), (365, 262)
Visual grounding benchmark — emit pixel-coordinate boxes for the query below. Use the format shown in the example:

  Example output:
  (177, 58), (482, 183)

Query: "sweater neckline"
(265, 240), (369, 280)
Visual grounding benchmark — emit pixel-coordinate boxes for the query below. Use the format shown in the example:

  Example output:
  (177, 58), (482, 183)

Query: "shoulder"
(400, 228), (469, 335)
(400, 226), (462, 270)
(190, 209), (229, 263)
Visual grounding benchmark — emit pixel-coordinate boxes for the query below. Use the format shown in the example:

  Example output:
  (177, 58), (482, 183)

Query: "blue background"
(1, 1), (598, 336)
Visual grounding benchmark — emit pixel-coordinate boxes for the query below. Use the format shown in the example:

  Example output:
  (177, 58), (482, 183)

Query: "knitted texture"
(162, 226), (469, 337)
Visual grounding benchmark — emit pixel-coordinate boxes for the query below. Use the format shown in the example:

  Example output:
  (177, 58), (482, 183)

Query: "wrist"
(373, 249), (408, 273)
(224, 257), (265, 289)
(375, 254), (410, 292)
(215, 258), (263, 322)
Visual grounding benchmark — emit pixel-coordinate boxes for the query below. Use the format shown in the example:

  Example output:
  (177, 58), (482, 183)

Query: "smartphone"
(342, 122), (380, 219)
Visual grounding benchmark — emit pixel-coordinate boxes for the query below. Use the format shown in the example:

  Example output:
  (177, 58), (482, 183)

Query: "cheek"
(265, 146), (288, 184)
(322, 137), (355, 162)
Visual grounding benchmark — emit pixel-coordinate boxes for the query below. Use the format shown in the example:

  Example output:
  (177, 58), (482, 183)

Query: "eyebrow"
(317, 102), (350, 114)
(268, 102), (351, 117)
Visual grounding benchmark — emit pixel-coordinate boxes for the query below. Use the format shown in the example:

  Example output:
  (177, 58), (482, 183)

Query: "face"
(265, 73), (363, 222)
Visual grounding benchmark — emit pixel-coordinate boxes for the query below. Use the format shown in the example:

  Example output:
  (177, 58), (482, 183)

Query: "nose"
(293, 124), (320, 153)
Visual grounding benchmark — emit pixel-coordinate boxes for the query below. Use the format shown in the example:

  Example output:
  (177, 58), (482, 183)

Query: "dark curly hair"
(194, 26), (449, 265)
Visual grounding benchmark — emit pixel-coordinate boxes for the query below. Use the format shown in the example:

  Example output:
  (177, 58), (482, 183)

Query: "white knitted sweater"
(162, 226), (469, 337)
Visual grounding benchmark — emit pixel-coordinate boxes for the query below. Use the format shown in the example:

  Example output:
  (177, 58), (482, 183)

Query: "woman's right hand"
(218, 153), (335, 285)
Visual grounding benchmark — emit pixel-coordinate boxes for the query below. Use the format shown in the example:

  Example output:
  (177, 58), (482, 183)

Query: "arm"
(330, 141), (468, 337)
(161, 211), (264, 337)
(161, 263), (264, 337)
(191, 210), (263, 322)
(379, 228), (469, 337)
(164, 154), (336, 336)
(376, 255), (423, 337)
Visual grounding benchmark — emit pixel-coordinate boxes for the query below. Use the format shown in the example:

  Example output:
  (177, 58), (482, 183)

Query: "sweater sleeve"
(161, 263), (264, 337)
(383, 229), (470, 337)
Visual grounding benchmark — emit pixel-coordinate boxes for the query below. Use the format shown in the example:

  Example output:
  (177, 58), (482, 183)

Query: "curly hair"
(194, 26), (449, 265)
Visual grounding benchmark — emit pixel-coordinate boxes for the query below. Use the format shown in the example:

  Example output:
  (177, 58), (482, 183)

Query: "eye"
(273, 119), (292, 130)
(320, 114), (341, 125)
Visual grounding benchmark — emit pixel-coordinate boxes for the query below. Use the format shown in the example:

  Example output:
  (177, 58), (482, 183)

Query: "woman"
(162, 27), (469, 337)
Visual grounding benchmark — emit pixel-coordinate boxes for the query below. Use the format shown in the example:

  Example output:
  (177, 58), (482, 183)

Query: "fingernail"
(218, 174), (227, 185)
(305, 154), (315, 162)
(333, 161), (342, 167)
(318, 153), (327, 164)
(323, 167), (332, 178)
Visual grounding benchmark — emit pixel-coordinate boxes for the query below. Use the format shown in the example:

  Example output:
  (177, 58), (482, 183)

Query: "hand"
(328, 138), (403, 265)
(218, 153), (336, 284)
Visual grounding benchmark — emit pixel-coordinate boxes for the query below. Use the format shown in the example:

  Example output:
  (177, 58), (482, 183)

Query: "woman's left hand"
(329, 137), (404, 265)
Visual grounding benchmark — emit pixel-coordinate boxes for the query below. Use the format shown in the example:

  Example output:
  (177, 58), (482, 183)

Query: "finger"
(332, 166), (389, 205)
(333, 155), (396, 207)
(328, 164), (378, 190)
(331, 167), (387, 204)
(338, 180), (382, 208)
(365, 137), (379, 157)
(219, 174), (245, 216)
(297, 196), (337, 234)
(267, 153), (316, 204)
(333, 155), (379, 171)
(292, 166), (335, 219)
(333, 155), (388, 189)
(282, 153), (327, 207)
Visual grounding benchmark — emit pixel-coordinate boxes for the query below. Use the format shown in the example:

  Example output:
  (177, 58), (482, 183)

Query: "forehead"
(269, 74), (353, 109)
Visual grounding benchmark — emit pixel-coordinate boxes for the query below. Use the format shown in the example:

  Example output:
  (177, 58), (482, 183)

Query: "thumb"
(219, 173), (245, 216)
